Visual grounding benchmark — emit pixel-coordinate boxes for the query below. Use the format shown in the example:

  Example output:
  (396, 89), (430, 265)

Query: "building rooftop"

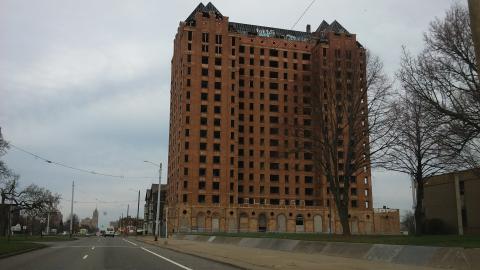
(185, 2), (351, 42)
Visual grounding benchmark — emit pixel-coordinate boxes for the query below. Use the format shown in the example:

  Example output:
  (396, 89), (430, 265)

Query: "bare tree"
(296, 50), (395, 235)
(380, 90), (459, 235)
(0, 127), (11, 186)
(400, 3), (479, 169)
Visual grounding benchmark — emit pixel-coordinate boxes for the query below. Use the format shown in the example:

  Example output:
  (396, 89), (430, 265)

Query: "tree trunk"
(414, 178), (425, 236)
(338, 203), (351, 236)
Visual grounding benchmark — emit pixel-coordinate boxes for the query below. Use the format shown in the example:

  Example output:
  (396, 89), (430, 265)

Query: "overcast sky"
(0, 0), (463, 229)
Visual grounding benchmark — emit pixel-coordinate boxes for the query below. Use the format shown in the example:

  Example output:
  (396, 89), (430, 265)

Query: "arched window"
(295, 214), (304, 226)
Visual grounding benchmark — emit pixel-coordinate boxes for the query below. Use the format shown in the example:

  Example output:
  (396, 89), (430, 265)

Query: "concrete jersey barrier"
(175, 234), (480, 270)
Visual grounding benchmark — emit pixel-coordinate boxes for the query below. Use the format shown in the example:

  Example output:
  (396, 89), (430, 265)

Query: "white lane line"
(82, 255), (88, 260)
(141, 247), (193, 270)
(91, 246), (95, 250)
(122, 238), (138, 246)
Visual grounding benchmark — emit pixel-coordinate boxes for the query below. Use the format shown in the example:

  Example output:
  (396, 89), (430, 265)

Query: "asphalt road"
(1, 236), (239, 270)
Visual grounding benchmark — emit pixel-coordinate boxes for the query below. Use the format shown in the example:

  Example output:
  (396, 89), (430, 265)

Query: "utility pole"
(469, 0), (480, 72)
(46, 212), (50, 235)
(69, 181), (74, 238)
(136, 190), (140, 231)
(155, 163), (162, 241)
(127, 204), (129, 218)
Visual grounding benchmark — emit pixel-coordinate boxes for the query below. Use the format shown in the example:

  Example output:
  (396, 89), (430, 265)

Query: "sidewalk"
(136, 236), (441, 270)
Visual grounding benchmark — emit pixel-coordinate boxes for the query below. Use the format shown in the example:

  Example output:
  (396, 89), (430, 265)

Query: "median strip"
(141, 247), (193, 270)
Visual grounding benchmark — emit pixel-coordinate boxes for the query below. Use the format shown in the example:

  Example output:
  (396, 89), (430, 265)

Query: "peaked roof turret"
(185, 2), (223, 23)
(316, 20), (330, 32)
(329, 20), (349, 34)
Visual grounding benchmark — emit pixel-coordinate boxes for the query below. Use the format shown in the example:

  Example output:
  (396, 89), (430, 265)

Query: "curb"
(134, 237), (253, 270)
(0, 244), (47, 260)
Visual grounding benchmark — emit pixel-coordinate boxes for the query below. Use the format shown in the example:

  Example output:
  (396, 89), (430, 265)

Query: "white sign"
(11, 224), (21, 232)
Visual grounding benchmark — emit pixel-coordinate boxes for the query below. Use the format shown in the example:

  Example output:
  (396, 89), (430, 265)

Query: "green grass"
(187, 232), (480, 248)
(0, 235), (76, 257)
(0, 240), (45, 256)
(0, 235), (76, 242)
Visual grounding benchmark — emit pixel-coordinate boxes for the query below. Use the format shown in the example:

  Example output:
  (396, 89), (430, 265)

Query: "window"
(302, 53), (311, 60)
(305, 188), (313, 195)
(215, 82), (221, 90)
(214, 143), (220, 151)
(239, 45), (245, 53)
(269, 49), (278, 57)
(200, 143), (207, 150)
(202, 32), (209, 43)
(201, 105), (208, 113)
(200, 155), (206, 163)
(200, 130), (207, 138)
(215, 34), (222, 44)
(270, 186), (279, 194)
(215, 70), (221, 78)
(199, 181), (206, 190)
(214, 118), (221, 126)
(270, 175), (279, 181)
(269, 60), (278, 68)
(187, 31), (192, 41)
(202, 68), (208, 76)
(214, 106), (221, 113)
(213, 156), (220, 164)
(198, 195), (205, 203)
(213, 182), (220, 190)
(201, 81), (208, 88)
(199, 168), (206, 176)
(212, 195), (220, 203)
(214, 131), (221, 139)
(202, 44), (208, 52)
(201, 93), (208, 101)
(351, 200), (358, 208)
(202, 56), (208, 64)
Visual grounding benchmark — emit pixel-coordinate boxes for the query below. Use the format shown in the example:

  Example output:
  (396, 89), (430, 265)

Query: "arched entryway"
(295, 214), (304, 232)
(227, 215), (237, 232)
(212, 213), (220, 232)
(196, 212), (205, 232)
(276, 214), (286, 232)
(239, 212), (249, 232)
(258, 213), (267, 232)
(179, 213), (190, 232)
(313, 215), (323, 233)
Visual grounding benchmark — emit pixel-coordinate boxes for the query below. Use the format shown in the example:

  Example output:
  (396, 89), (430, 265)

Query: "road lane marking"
(91, 246), (95, 250)
(51, 246), (137, 248)
(82, 255), (88, 260)
(123, 238), (138, 246)
(141, 247), (193, 270)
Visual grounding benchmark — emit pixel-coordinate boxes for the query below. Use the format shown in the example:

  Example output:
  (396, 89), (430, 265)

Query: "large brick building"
(166, 2), (399, 234)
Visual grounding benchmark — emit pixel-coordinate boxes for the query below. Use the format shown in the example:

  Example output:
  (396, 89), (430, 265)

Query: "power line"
(62, 199), (137, 204)
(9, 143), (154, 180)
(290, 0), (316, 30)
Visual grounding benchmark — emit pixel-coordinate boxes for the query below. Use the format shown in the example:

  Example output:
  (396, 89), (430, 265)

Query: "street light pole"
(144, 160), (163, 241)
(70, 180), (74, 238)
(136, 190), (140, 232)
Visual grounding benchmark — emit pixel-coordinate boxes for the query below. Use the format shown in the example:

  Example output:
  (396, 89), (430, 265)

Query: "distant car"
(104, 227), (115, 237)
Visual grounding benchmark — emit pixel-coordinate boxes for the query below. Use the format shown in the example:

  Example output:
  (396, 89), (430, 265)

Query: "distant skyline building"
(166, 2), (399, 234)
(79, 207), (99, 232)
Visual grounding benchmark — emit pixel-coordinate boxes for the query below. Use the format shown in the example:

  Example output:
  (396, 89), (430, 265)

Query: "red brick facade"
(166, 3), (398, 234)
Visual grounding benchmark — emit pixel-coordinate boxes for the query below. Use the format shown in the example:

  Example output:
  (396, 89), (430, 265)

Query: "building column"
(454, 175), (464, 235)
